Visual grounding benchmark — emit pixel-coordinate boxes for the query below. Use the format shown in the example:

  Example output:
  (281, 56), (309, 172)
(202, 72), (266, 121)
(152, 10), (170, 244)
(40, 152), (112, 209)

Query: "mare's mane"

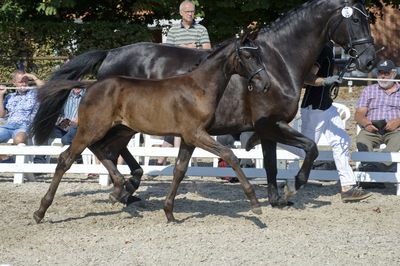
(261, 0), (318, 34)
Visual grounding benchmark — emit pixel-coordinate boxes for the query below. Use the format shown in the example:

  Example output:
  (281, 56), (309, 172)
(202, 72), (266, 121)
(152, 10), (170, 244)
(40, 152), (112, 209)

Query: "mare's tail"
(30, 80), (89, 145)
(50, 50), (107, 80)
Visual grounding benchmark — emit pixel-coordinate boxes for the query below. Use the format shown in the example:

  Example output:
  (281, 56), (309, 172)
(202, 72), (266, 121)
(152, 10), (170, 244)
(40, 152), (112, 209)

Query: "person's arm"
(200, 43), (211, 49)
(22, 73), (44, 86)
(0, 87), (7, 118)
(355, 106), (377, 133)
(304, 64), (340, 87)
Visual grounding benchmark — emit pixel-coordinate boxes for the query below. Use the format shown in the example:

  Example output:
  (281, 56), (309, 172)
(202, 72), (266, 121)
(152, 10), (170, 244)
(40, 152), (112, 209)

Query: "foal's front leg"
(188, 130), (261, 215)
(163, 141), (195, 223)
(33, 145), (85, 223)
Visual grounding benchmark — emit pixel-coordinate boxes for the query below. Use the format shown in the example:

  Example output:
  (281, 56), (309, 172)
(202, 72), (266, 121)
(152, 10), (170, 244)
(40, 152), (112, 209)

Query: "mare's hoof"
(126, 196), (141, 205)
(251, 206), (262, 215)
(33, 211), (43, 224)
(270, 200), (289, 208)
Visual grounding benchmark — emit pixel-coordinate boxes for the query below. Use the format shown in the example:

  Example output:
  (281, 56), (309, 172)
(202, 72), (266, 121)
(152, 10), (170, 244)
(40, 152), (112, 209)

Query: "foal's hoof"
(251, 206), (262, 215)
(126, 196), (141, 205)
(33, 211), (43, 224)
(125, 177), (141, 195)
(112, 189), (132, 204)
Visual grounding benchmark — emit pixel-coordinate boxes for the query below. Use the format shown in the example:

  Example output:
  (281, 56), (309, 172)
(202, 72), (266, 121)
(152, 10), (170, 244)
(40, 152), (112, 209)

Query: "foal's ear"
(239, 29), (259, 43)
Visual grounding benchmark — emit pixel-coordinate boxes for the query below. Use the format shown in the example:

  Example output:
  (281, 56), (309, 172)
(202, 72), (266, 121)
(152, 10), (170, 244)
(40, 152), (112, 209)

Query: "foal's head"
(231, 31), (269, 92)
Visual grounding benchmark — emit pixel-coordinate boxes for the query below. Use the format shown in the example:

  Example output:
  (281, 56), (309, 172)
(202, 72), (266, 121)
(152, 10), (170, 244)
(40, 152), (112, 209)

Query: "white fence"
(0, 140), (399, 195)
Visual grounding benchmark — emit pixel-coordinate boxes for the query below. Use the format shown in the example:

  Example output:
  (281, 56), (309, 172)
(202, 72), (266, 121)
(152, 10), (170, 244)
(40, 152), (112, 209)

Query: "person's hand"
(322, 75), (342, 86)
(384, 119), (400, 132)
(70, 117), (78, 126)
(179, 43), (197, 49)
(364, 123), (378, 133)
(0, 85), (7, 96)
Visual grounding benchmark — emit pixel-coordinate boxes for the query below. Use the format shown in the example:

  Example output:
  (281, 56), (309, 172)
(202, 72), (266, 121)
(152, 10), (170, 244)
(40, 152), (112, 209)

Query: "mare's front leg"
(187, 130), (261, 215)
(255, 120), (318, 203)
(33, 144), (86, 223)
(163, 140), (195, 223)
(259, 139), (288, 207)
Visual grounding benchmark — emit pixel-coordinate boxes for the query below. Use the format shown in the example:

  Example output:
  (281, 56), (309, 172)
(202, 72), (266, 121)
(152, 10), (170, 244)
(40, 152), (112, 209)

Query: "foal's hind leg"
(33, 144), (87, 223)
(163, 141), (195, 222)
(185, 130), (261, 215)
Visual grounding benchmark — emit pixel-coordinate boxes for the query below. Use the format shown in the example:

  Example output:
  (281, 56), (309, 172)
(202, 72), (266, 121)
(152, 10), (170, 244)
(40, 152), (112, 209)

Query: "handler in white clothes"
(279, 42), (370, 202)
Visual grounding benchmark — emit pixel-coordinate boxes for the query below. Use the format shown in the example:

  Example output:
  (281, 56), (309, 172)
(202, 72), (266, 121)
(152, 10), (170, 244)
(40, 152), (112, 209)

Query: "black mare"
(32, 0), (376, 210)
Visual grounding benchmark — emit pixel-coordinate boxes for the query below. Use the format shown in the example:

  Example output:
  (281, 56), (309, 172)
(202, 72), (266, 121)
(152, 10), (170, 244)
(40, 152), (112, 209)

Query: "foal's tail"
(31, 80), (89, 145)
(50, 50), (108, 80)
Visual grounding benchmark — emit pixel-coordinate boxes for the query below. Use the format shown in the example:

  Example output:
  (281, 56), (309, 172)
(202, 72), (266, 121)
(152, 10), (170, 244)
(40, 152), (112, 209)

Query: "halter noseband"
(234, 38), (265, 91)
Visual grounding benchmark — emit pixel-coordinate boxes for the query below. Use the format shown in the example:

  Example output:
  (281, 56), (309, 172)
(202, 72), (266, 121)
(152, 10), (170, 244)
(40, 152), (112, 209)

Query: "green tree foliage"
(0, 0), (399, 80)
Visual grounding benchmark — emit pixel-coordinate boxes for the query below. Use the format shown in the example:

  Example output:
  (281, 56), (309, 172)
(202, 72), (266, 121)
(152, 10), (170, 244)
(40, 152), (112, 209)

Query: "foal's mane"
(187, 37), (236, 72)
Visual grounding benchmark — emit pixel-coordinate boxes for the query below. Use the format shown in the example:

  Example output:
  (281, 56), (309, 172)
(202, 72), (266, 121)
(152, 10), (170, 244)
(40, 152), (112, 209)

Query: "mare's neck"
(258, 0), (340, 87)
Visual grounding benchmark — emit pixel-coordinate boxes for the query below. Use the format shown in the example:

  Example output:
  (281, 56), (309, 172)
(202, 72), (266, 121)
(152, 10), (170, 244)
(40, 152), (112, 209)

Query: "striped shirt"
(62, 89), (86, 120)
(166, 21), (210, 46)
(357, 82), (400, 120)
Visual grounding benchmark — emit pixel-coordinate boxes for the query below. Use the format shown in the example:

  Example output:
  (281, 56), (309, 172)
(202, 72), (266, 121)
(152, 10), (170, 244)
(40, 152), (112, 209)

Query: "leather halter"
(328, 0), (374, 59)
(234, 38), (265, 91)
(328, 0), (374, 99)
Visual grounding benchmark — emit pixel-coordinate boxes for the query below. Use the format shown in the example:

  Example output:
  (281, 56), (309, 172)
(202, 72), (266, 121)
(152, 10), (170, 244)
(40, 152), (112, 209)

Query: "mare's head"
(231, 31), (269, 92)
(328, 0), (375, 72)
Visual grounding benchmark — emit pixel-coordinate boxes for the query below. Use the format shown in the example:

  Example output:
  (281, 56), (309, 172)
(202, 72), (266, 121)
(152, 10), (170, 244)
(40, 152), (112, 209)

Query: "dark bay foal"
(33, 33), (269, 223)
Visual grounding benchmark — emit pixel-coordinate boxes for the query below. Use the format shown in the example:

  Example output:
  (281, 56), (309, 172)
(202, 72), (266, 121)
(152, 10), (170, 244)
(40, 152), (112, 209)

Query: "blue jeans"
(34, 125), (78, 163)
(0, 123), (28, 143)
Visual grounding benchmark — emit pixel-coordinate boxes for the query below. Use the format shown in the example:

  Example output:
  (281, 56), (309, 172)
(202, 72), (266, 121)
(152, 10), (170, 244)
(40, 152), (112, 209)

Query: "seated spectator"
(355, 59), (400, 173)
(34, 87), (86, 164)
(0, 70), (43, 162)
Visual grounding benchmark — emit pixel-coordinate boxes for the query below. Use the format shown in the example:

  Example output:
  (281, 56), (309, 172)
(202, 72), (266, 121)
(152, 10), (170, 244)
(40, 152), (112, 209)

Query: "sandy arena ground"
(1, 173), (400, 266)
(1, 90), (400, 265)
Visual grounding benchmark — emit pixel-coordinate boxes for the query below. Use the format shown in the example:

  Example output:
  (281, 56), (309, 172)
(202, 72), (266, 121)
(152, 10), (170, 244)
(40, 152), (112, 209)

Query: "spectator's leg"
(356, 129), (383, 152)
(239, 132), (255, 167)
(216, 134), (235, 148)
(61, 125), (77, 145)
(356, 129), (384, 169)
(157, 136), (174, 165)
(34, 127), (62, 164)
(381, 129), (400, 168)
(0, 125), (13, 161)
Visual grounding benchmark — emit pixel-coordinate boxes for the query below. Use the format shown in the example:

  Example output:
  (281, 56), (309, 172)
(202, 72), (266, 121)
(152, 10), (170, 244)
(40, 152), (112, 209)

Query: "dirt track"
(1, 173), (400, 265)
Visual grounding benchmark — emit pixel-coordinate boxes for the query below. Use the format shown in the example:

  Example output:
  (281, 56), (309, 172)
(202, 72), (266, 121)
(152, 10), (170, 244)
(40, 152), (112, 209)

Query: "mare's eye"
(352, 18), (359, 23)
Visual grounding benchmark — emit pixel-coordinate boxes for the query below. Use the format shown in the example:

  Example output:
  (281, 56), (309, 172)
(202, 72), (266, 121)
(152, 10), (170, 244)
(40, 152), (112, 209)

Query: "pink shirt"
(357, 83), (400, 121)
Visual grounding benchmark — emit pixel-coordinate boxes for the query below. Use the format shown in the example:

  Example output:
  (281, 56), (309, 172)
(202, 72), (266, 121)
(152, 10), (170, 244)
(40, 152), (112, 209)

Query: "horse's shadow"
(50, 179), (269, 227)
(51, 178), (389, 226)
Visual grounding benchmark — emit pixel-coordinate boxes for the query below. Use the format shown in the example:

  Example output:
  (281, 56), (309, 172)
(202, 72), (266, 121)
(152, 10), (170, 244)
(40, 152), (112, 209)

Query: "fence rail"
(0, 142), (399, 195)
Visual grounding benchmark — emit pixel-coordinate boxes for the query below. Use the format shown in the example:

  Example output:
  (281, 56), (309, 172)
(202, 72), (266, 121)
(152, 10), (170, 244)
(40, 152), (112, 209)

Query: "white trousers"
(279, 105), (356, 187)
